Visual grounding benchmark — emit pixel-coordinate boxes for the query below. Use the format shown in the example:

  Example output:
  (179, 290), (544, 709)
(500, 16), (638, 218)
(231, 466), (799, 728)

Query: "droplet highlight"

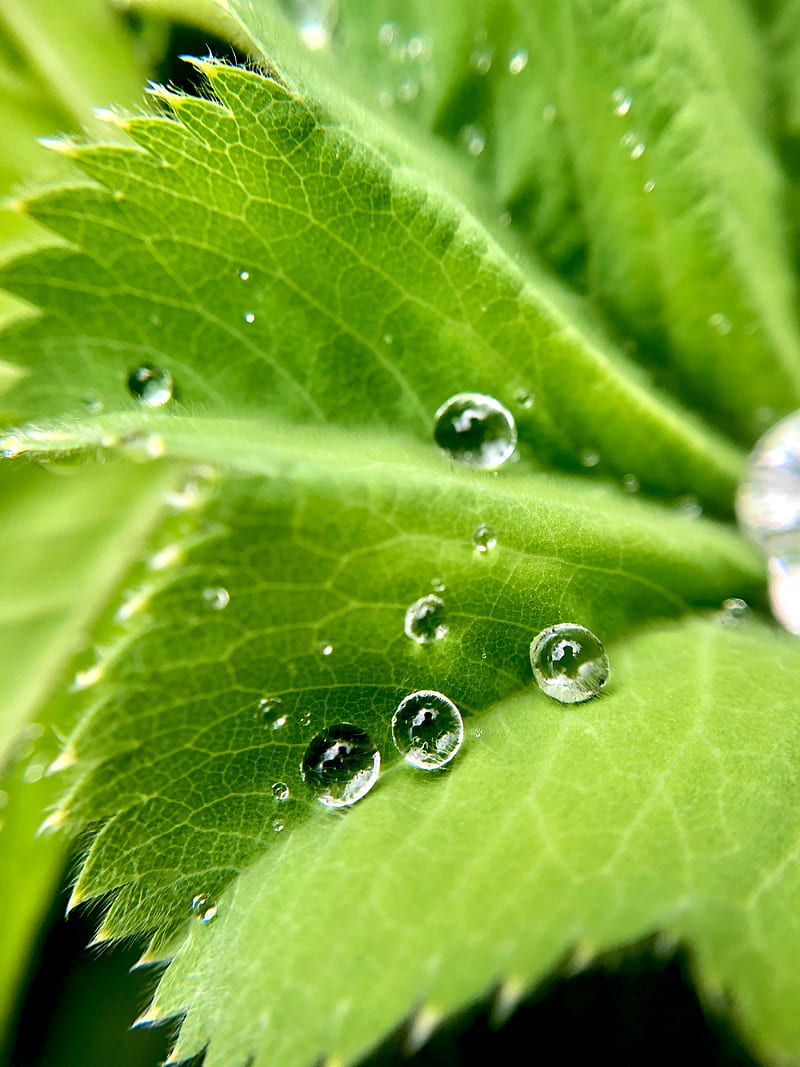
(301, 724), (380, 808)
(404, 594), (448, 644)
(392, 690), (464, 769)
(434, 392), (517, 469)
(530, 623), (609, 704)
(127, 364), (173, 407)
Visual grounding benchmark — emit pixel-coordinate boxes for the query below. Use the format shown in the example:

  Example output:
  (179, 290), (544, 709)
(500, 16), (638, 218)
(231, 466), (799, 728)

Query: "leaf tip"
(406, 1003), (444, 1054)
(131, 1003), (164, 1030)
(48, 743), (78, 774)
(37, 136), (78, 158)
(36, 808), (69, 837)
(93, 107), (130, 131)
(492, 974), (527, 1026)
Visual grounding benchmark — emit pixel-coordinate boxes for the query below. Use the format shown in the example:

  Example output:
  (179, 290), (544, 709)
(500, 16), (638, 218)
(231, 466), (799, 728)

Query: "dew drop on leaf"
(317, 640), (334, 656)
(272, 782), (290, 801)
(392, 690), (464, 769)
(622, 474), (640, 493)
(191, 895), (217, 924)
(530, 623), (610, 704)
(202, 586), (230, 611)
(433, 392), (517, 469)
(127, 364), (173, 407)
(675, 495), (702, 519)
(472, 523), (497, 552)
(717, 597), (749, 626)
(244, 312), (256, 324)
(767, 554), (800, 634)
(272, 818), (285, 833)
(580, 449), (601, 468)
(238, 269), (250, 281)
(611, 87), (632, 116)
(300, 724), (380, 808)
(736, 411), (800, 545)
(508, 49), (528, 75)
(514, 389), (534, 409)
(404, 594), (448, 644)
(709, 312), (732, 336)
(258, 698), (287, 730)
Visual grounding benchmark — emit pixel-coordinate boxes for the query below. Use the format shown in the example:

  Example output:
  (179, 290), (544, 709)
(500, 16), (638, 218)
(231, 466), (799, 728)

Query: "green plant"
(2, 0), (800, 1064)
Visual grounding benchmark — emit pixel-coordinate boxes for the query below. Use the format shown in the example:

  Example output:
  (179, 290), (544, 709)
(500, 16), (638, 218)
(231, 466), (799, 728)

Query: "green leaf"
(151, 617), (800, 1067)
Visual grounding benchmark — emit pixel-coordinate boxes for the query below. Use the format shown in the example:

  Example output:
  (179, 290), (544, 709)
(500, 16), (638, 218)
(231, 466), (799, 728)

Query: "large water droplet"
(472, 523), (497, 552)
(282, 0), (338, 49)
(530, 623), (609, 703)
(737, 411), (800, 545)
(301, 724), (380, 807)
(258, 697), (287, 730)
(434, 392), (517, 469)
(392, 690), (463, 769)
(127, 364), (173, 407)
(768, 553), (800, 634)
(191, 894), (217, 924)
(404, 594), (448, 644)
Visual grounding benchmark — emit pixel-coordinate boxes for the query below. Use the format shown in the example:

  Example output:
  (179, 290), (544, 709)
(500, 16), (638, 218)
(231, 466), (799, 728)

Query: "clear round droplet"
(244, 311), (256, 324)
(300, 723), (380, 808)
(530, 623), (609, 704)
(514, 389), (534, 410)
(472, 523), (497, 552)
(611, 87), (631, 116)
(460, 124), (486, 157)
(768, 553), (800, 634)
(127, 364), (173, 407)
(317, 640), (334, 656)
(272, 781), (290, 801)
(508, 49), (528, 75)
(272, 817), (285, 833)
(392, 690), (463, 769)
(643, 180), (656, 194)
(676, 495), (702, 519)
(202, 586), (230, 611)
(404, 594), (448, 644)
(191, 894), (217, 924)
(82, 391), (104, 413)
(434, 392), (517, 469)
(622, 474), (640, 494)
(474, 727), (482, 739)
(580, 449), (600, 468)
(542, 104), (557, 123)
(430, 577), (446, 593)
(717, 597), (750, 627)
(736, 411), (800, 545)
(258, 698), (287, 730)
(239, 269), (250, 281)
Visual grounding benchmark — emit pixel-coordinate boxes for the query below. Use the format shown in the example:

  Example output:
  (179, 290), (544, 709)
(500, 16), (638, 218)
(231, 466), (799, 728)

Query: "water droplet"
(498, 211), (512, 228)
(392, 691), (463, 769)
(620, 131), (645, 158)
(82, 391), (104, 413)
(717, 597), (749, 626)
(474, 728), (482, 739)
(737, 412), (800, 544)
(675, 495), (702, 519)
(530, 623), (609, 704)
(460, 124), (486, 157)
(127, 364), (173, 407)
(709, 312), (731, 336)
(514, 389), (534, 409)
(202, 586), (229, 611)
(470, 46), (493, 74)
(611, 87), (631, 116)
(71, 665), (103, 691)
(434, 392), (517, 469)
(430, 577), (446, 594)
(317, 640), (334, 656)
(272, 817), (285, 833)
(768, 553), (800, 633)
(472, 523), (497, 552)
(272, 781), (290, 801)
(282, 0), (338, 49)
(377, 22), (397, 47)
(580, 449), (600, 468)
(397, 78), (419, 102)
(299, 710), (312, 728)
(244, 311), (256, 324)
(622, 474), (640, 493)
(508, 49), (528, 75)
(407, 35), (428, 61)
(301, 724), (380, 807)
(258, 698), (287, 730)
(191, 894), (217, 924)
(239, 269), (250, 281)
(643, 180), (655, 193)
(404, 594), (448, 644)
(542, 104), (557, 123)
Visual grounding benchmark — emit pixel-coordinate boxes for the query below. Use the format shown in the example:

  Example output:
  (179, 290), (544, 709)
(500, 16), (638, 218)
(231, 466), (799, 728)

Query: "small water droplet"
(71, 665), (103, 691)
(430, 577), (446, 594)
(82, 392), (104, 413)
(301, 724), (380, 807)
(404, 594), (448, 644)
(258, 698), (287, 730)
(282, 0), (338, 49)
(514, 389), (534, 410)
(474, 728), (482, 739)
(709, 312), (731, 336)
(675, 495), (702, 519)
(472, 523), (497, 552)
(317, 640), (334, 656)
(127, 364), (173, 407)
(202, 586), (230, 611)
(397, 78), (419, 102)
(460, 124), (486, 157)
(239, 269), (250, 281)
(611, 87), (631, 116)
(622, 474), (640, 493)
(717, 597), (749, 626)
(272, 817), (285, 833)
(191, 894), (217, 924)
(407, 35), (428, 61)
(300, 710), (312, 728)
(498, 211), (512, 228)
(470, 46), (493, 74)
(755, 406), (775, 427)
(392, 690), (463, 769)
(434, 392), (517, 470)
(530, 623), (609, 703)
(580, 449), (600, 468)
(542, 104), (557, 123)
(508, 49), (528, 75)
(643, 179), (655, 193)
(244, 311), (256, 324)
(272, 781), (290, 801)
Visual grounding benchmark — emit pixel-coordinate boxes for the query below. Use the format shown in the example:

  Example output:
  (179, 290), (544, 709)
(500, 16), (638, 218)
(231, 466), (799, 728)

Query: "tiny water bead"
(717, 597), (750, 627)
(317, 640), (334, 656)
(580, 449), (600, 468)
(460, 124), (486, 157)
(514, 389), (534, 410)
(530, 623), (609, 704)
(709, 312), (732, 336)
(191, 895), (217, 924)
(127, 364), (173, 407)
(676, 495), (702, 519)
(508, 49), (528, 75)
(622, 474), (640, 494)
(392, 691), (463, 769)
(272, 818), (285, 833)
(272, 781), (290, 801)
(404, 594), (448, 644)
(238, 269), (250, 281)
(472, 523), (497, 552)
(202, 586), (230, 611)
(611, 87), (632, 116)
(301, 724), (380, 808)
(434, 392), (517, 469)
(244, 311), (256, 324)
(258, 698), (287, 730)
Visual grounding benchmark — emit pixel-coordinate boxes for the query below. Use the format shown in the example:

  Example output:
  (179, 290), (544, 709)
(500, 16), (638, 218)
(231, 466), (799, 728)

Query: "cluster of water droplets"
(737, 411), (800, 633)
